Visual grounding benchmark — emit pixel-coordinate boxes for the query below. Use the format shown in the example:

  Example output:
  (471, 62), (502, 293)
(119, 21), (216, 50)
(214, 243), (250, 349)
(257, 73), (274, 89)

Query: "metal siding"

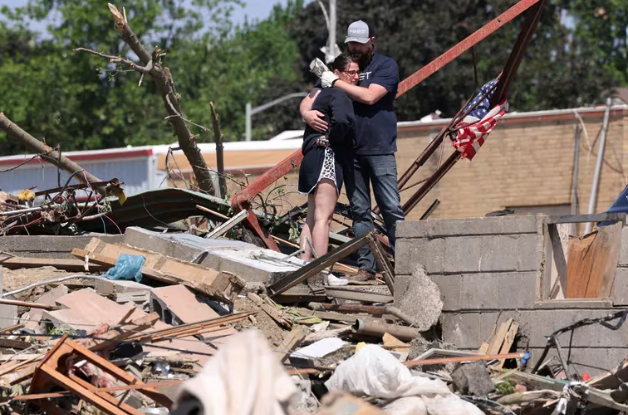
(0, 158), (151, 196)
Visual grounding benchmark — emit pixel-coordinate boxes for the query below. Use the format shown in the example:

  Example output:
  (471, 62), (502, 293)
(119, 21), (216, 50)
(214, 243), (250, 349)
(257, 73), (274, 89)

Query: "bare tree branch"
(81, 2), (216, 195)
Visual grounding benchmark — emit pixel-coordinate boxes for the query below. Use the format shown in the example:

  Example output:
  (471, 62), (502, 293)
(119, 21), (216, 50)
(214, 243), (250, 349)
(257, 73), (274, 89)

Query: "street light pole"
(244, 92), (308, 141)
(329, 0), (336, 62)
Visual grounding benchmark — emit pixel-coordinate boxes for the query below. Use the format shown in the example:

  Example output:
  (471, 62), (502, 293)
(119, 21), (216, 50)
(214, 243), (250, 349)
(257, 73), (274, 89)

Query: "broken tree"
(75, 3), (215, 195)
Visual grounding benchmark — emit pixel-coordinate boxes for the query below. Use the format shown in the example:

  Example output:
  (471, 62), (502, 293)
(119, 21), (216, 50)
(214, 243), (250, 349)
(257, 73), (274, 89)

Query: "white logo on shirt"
(359, 71), (372, 81)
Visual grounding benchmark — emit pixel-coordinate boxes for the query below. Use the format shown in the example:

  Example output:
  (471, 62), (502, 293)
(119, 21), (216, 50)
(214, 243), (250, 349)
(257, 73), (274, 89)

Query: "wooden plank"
(206, 209), (247, 239)
(13, 379), (186, 400)
(267, 234), (371, 296)
(478, 342), (490, 354)
(247, 293), (292, 329)
(0, 339), (31, 350)
(0, 254), (103, 272)
(566, 223), (622, 298)
(277, 326), (309, 363)
(73, 238), (246, 302)
(486, 319), (513, 355)
(404, 352), (526, 368)
(0, 298), (61, 311)
(547, 224), (568, 298)
(495, 322), (518, 369)
(367, 234), (395, 294)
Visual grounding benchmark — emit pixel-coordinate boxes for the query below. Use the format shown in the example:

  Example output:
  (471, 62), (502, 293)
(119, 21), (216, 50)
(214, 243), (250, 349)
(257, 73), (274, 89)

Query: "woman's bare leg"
(311, 179), (338, 257)
(300, 194), (316, 261)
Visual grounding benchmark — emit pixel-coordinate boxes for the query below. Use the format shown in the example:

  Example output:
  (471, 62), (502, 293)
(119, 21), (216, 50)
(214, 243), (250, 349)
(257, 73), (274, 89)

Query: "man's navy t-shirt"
(353, 53), (399, 155)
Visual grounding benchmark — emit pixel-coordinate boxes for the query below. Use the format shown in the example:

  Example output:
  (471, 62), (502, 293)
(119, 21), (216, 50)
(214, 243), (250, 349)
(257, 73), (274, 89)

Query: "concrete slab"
(123, 227), (321, 284)
(150, 284), (236, 345)
(26, 285), (69, 330)
(394, 266), (442, 331)
(396, 215), (541, 239)
(614, 267), (628, 305)
(94, 279), (153, 295)
(440, 313), (481, 349)
(460, 272), (537, 310)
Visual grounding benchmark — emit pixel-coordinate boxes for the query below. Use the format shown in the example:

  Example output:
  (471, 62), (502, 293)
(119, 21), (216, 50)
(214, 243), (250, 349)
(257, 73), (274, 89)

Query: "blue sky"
(0, 0), (304, 31)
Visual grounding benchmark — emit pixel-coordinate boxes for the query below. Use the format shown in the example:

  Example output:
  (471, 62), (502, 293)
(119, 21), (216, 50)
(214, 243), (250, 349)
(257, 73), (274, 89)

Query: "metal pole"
(584, 98), (613, 234)
(245, 102), (252, 142)
(572, 125), (580, 215)
(329, 0), (337, 63)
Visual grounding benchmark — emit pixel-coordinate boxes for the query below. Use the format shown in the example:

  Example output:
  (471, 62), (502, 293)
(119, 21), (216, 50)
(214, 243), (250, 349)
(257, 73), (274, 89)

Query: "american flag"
(451, 99), (508, 160)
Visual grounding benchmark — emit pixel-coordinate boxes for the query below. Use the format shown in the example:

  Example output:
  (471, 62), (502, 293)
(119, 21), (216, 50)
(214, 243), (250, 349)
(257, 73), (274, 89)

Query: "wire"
(82, 171), (122, 234)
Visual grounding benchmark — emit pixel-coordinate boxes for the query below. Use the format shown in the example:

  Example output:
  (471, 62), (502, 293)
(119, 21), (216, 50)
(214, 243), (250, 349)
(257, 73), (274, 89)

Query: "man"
(300, 20), (404, 280)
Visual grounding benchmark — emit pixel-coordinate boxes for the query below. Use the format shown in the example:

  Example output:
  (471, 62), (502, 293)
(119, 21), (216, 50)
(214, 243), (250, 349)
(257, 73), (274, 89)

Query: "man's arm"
(299, 88), (327, 132)
(332, 81), (388, 105)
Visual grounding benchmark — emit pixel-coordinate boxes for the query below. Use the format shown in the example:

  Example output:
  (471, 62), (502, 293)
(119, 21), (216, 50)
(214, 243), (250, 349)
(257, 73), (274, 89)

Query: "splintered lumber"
(88, 312), (160, 352)
(308, 303), (387, 315)
(0, 298), (62, 311)
(267, 234), (372, 296)
(247, 293), (292, 329)
(496, 322), (518, 369)
(0, 254), (103, 272)
(486, 318), (513, 355)
(566, 222), (621, 298)
(277, 326), (309, 363)
(72, 238), (245, 302)
(366, 234), (395, 293)
(14, 379), (187, 401)
(403, 352), (526, 368)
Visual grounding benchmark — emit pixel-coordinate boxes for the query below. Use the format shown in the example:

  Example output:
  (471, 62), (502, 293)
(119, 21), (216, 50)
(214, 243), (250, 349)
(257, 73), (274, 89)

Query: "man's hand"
(309, 58), (338, 89)
(304, 110), (328, 132)
(320, 72), (339, 88)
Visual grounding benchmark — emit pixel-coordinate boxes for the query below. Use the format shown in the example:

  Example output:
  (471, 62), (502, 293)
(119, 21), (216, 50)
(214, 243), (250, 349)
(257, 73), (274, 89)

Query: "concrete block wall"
(395, 215), (628, 375)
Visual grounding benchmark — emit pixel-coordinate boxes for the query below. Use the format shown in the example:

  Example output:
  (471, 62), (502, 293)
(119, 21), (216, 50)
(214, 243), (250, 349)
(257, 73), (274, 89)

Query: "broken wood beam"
(72, 238), (246, 303)
(324, 287), (393, 303)
(247, 293), (292, 329)
(206, 209), (248, 239)
(0, 255), (103, 273)
(307, 303), (388, 315)
(0, 298), (62, 311)
(267, 233), (372, 296)
(0, 113), (102, 189)
(366, 234), (395, 293)
(403, 352), (526, 368)
(277, 326), (309, 363)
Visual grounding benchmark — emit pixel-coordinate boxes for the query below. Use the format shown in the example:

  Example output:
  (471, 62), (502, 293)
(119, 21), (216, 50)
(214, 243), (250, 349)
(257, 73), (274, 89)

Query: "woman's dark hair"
(330, 53), (356, 72)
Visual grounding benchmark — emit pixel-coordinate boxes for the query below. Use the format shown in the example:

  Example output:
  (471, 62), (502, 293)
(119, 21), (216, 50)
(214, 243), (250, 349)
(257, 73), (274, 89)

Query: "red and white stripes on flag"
(451, 100), (508, 160)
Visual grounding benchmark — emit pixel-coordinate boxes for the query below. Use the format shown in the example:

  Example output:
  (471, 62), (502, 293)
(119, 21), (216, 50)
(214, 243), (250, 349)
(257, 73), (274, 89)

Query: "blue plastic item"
(103, 254), (146, 283)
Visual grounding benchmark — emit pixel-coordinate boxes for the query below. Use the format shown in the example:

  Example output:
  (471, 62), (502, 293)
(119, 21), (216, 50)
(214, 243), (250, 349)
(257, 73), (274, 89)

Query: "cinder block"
(431, 274), (462, 311)
(478, 235), (541, 273)
(395, 238), (445, 274)
(428, 215), (540, 237)
(613, 267), (628, 305)
(396, 221), (429, 239)
(442, 236), (483, 273)
(441, 312), (481, 349)
(461, 272), (536, 310)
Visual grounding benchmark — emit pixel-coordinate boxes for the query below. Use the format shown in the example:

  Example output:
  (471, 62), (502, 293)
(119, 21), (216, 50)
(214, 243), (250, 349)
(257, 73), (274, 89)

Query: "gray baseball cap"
(345, 20), (372, 44)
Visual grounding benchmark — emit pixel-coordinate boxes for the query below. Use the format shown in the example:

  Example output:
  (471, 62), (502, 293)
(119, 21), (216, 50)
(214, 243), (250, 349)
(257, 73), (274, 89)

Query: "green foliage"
(0, 0), (626, 157)
(495, 379), (516, 395)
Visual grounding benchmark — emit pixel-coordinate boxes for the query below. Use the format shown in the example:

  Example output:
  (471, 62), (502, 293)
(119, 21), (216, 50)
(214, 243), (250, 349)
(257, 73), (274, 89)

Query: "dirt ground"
(233, 296), (288, 347)
(2, 266), (94, 301)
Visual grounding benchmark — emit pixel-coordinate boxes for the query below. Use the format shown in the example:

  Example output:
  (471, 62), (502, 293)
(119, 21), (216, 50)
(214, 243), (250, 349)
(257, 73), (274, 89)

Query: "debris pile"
(0, 222), (624, 415)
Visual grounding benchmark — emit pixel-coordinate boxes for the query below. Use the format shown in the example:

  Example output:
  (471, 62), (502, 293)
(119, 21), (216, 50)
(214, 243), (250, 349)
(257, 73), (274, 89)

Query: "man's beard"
(352, 48), (374, 70)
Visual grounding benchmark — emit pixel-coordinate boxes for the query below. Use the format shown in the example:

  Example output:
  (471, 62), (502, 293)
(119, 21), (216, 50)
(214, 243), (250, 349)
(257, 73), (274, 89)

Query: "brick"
(441, 312), (481, 349)
(431, 274), (462, 311)
(613, 267), (628, 305)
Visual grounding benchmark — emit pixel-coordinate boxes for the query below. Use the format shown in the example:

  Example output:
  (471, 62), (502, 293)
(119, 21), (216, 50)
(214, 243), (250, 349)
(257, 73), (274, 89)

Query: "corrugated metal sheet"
(0, 157), (165, 196)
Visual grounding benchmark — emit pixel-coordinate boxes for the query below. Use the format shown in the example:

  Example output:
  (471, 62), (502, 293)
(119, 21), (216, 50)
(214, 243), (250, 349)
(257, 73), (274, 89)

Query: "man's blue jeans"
(350, 154), (405, 273)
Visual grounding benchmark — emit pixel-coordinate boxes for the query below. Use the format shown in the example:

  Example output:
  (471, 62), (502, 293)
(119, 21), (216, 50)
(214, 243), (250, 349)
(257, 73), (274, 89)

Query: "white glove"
(320, 71), (339, 88)
(310, 58), (339, 88)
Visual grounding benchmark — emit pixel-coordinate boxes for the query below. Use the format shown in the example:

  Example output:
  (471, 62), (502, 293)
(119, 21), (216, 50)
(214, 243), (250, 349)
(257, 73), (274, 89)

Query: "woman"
(298, 53), (360, 260)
